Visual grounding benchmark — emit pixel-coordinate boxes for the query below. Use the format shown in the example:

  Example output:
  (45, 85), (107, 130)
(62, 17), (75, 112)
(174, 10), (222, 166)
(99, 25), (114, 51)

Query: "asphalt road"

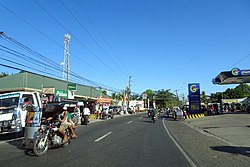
(0, 113), (191, 167)
(0, 113), (249, 167)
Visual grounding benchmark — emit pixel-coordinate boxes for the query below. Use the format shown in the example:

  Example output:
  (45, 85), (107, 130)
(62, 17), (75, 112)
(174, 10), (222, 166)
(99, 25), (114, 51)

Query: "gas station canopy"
(213, 68), (250, 85)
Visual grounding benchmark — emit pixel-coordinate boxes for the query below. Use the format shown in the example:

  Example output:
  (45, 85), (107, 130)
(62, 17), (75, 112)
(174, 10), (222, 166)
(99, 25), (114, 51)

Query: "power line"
(75, 0), (130, 76)
(0, 56), (60, 79)
(0, 52), (122, 92)
(0, 45), (65, 77)
(0, 2), (122, 88)
(59, 0), (127, 79)
(58, 0), (126, 82)
(33, 0), (126, 82)
(0, 62), (97, 88)
(227, 53), (250, 70)
(0, 33), (123, 92)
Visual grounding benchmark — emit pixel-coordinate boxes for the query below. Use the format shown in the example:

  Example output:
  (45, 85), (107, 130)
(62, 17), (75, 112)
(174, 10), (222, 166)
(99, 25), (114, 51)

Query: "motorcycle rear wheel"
(33, 136), (49, 156)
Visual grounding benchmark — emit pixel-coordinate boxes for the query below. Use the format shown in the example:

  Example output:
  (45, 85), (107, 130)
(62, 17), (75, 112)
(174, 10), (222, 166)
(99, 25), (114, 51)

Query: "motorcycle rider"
(23, 97), (34, 125)
(67, 108), (78, 139)
(152, 108), (157, 121)
(58, 106), (71, 144)
(83, 106), (90, 122)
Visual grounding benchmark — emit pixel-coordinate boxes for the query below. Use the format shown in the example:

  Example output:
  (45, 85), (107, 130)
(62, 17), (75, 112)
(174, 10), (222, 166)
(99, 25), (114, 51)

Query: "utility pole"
(128, 76), (132, 107)
(128, 76), (132, 92)
(174, 89), (179, 106)
(124, 76), (132, 111)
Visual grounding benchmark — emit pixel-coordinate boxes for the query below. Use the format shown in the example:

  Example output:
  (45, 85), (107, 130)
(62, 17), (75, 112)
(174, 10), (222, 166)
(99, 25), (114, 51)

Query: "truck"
(0, 91), (42, 134)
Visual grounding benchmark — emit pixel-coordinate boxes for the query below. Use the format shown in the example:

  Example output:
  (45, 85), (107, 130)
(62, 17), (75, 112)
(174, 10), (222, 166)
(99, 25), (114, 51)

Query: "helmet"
(63, 106), (67, 110)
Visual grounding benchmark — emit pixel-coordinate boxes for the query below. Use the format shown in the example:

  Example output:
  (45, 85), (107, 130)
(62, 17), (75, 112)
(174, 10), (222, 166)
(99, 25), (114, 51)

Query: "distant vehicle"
(101, 106), (114, 119)
(170, 107), (184, 120)
(147, 108), (152, 117)
(109, 105), (122, 115)
(127, 107), (135, 114)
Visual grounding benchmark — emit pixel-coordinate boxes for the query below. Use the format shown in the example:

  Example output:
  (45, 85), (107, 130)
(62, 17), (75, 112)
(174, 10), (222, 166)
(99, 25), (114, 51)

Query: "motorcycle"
(32, 119), (70, 156)
(152, 114), (157, 123)
(81, 115), (89, 125)
(147, 109), (152, 117)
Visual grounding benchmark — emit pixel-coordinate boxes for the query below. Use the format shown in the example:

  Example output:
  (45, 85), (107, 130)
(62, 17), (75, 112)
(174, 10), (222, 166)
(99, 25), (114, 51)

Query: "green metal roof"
(0, 71), (100, 99)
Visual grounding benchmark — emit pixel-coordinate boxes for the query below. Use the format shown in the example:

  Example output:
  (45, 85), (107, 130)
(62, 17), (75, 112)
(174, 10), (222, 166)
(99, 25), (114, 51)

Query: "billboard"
(188, 83), (201, 114)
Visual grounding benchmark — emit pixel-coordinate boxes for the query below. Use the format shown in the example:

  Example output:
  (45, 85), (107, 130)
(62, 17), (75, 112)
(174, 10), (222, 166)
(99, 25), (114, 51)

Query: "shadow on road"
(0, 133), (23, 141)
(210, 146), (250, 157)
(0, 133), (27, 152)
(8, 139), (25, 150)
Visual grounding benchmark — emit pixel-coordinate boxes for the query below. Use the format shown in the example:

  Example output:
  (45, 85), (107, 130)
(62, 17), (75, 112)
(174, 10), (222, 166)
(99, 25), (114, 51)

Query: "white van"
(0, 91), (41, 134)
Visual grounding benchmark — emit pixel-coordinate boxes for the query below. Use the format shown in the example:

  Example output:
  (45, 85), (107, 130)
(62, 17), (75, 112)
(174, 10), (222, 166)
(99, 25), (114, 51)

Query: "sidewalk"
(184, 113), (250, 147)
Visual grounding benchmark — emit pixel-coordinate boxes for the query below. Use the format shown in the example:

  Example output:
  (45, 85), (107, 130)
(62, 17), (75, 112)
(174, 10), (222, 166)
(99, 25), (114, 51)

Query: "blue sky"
(0, 0), (250, 97)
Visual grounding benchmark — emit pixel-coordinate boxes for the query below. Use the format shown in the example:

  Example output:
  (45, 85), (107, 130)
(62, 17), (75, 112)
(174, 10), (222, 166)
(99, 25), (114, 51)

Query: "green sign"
(55, 90), (68, 98)
(68, 83), (77, 91)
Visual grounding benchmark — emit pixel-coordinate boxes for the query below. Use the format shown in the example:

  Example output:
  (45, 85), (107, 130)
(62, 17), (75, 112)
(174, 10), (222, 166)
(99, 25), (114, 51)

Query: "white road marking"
(126, 121), (133, 125)
(162, 118), (197, 167)
(94, 132), (112, 142)
(138, 117), (142, 119)
(0, 137), (24, 145)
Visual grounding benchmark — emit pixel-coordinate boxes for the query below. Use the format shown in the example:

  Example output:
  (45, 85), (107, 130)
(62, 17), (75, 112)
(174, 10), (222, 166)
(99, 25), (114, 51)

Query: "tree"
(111, 92), (124, 101)
(209, 92), (223, 103)
(130, 94), (141, 100)
(200, 91), (209, 105)
(233, 83), (250, 98)
(208, 83), (250, 103)
(101, 90), (107, 96)
(222, 83), (250, 99)
(154, 89), (178, 108)
(0, 72), (8, 78)
(143, 89), (156, 108)
(143, 89), (155, 100)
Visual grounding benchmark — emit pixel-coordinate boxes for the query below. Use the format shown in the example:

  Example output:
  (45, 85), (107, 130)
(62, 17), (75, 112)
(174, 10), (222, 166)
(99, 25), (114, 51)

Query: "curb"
(182, 121), (239, 147)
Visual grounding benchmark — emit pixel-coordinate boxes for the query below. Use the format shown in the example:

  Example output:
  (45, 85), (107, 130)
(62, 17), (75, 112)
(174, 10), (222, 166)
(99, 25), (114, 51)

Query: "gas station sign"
(188, 83), (201, 114)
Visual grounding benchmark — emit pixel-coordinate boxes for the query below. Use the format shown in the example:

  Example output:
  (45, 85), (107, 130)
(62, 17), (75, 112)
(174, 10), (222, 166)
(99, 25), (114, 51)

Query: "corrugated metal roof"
(0, 71), (100, 99)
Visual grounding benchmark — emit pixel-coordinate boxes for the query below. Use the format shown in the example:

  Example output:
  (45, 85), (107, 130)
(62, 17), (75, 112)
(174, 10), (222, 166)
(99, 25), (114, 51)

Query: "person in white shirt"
(83, 107), (91, 116)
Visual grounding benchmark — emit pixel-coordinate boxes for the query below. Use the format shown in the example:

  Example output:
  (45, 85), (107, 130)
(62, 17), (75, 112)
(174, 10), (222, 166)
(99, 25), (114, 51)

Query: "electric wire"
(58, 0), (127, 82)
(0, 2), (123, 88)
(0, 33), (123, 92)
(0, 51), (111, 89)
(0, 45), (59, 72)
(0, 56), (60, 79)
(0, 59), (92, 88)
(75, 0), (130, 76)
(33, 0), (126, 84)
(227, 53), (250, 71)
(0, 45), (64, 77)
